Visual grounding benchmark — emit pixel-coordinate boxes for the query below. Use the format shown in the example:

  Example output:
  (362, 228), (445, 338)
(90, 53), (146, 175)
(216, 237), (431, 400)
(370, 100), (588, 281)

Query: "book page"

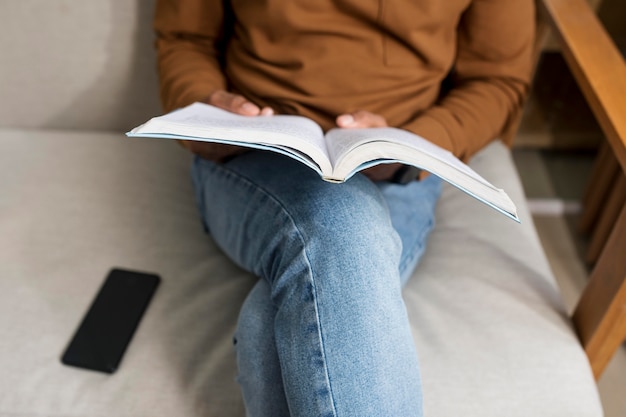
(325, 127), (495, 188)
(163, 104), (326, 147)
(130, 103), (332, 175)
(325, 127), (518, 221)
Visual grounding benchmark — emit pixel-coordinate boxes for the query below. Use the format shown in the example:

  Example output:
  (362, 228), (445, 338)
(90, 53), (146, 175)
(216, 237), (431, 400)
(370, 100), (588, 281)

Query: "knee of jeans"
(285, 175), (401, 253)
(238, 177), (402, 295)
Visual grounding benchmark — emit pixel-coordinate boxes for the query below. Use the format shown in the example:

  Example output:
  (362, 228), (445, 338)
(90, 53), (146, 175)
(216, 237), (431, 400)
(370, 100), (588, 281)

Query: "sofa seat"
(0, 128), (603, 416)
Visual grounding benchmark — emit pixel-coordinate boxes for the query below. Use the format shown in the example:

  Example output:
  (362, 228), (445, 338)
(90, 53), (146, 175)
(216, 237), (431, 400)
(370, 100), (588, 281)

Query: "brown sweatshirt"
(154, 0), (534, 160)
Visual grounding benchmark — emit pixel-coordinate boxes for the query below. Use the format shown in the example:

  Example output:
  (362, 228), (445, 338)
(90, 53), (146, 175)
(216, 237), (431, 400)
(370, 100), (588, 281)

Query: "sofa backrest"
(0, 0), (162, 132)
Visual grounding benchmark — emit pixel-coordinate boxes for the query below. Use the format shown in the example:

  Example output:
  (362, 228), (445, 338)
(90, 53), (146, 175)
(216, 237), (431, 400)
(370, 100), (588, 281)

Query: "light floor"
(513, 149), (626, 417)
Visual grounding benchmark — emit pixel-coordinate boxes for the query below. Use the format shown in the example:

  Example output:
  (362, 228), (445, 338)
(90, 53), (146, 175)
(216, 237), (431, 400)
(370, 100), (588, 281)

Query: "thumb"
(336, 110), (387, 128)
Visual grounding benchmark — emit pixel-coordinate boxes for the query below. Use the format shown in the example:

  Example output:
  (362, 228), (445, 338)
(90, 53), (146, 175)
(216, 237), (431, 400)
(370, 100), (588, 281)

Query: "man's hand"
(181, 90), (273, 162)
(336, 110), (388, 129)
(335, 110), (402, 182)
(208, 90), (274, 117)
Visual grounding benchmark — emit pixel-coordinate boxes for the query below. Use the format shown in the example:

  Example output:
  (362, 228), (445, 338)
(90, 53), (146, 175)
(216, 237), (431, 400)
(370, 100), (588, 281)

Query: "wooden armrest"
(539, 0), (626, 379)
(539, 0), (626, 170)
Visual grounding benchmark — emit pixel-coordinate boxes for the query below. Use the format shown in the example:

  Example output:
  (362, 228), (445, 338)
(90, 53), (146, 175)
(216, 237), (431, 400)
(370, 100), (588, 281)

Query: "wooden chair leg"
(578, 141), (620, 235)
(585, 174), (626, 263)
(573, 203), (626, 379)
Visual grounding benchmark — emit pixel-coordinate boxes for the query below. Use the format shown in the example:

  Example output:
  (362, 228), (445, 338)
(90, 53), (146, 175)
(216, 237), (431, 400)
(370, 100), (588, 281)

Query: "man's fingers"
(260, 106), (274, 116)
(336, 110), (387, 128)
(336, 114), (355, 126)
(351, 110), (387, 127)
(208, 90), (261, 115)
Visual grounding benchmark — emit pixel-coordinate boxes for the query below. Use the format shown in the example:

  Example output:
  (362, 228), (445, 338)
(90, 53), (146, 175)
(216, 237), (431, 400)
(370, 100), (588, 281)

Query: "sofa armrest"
(539, 0), (626, 379)
(539, 0), (626, 168)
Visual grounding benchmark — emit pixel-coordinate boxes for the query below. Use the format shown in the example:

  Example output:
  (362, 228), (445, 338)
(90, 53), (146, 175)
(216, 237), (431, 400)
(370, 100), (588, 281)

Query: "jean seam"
(299, 237), (339, 417)
(196, 157), (339, 417)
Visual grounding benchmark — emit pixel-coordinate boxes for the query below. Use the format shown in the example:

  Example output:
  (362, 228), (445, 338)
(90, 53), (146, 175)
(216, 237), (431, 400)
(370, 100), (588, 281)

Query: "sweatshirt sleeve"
(400, 0), (535, 161)
(154, 0), (229, 112)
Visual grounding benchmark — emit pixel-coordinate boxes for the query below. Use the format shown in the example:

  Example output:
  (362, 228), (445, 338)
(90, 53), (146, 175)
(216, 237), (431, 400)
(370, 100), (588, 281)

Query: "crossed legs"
(192, 151), (441, 416)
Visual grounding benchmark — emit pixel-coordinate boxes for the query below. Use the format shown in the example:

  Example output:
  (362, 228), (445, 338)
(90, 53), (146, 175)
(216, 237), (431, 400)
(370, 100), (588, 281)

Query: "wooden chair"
(533, 0), (626, 379)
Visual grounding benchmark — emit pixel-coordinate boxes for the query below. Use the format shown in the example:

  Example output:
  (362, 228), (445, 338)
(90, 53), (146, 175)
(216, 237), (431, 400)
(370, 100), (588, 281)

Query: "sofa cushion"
(0, 129), (602, 416)
(0, 1), (161, 131)
(410, 146), (602, 416)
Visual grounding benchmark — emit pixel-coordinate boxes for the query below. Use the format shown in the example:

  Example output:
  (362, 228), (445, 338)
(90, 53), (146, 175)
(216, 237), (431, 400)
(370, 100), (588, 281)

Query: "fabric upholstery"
(0, 1), (161, 131)
(0, 130), (602, 416)
(0, 0), (603, 415)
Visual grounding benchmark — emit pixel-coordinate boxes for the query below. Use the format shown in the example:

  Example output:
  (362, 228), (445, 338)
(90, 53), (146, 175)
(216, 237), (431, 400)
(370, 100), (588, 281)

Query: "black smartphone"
(61, 268), (160, 373)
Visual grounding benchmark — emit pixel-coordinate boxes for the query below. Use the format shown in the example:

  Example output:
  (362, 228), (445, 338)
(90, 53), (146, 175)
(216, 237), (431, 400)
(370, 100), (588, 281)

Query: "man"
(154, 1), (534, 415)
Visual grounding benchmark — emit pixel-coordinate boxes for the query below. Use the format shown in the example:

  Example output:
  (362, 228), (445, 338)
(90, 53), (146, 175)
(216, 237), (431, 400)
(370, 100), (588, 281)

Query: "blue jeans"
(191, 151), (441, 417)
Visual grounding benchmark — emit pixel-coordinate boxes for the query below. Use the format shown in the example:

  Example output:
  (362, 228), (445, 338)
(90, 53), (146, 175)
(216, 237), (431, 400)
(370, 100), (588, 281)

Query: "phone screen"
(61, 268), (160, 373)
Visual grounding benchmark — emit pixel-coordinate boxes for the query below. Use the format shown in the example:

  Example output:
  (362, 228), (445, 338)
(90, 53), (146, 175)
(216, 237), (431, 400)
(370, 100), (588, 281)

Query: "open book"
(127, 102), (519, 222)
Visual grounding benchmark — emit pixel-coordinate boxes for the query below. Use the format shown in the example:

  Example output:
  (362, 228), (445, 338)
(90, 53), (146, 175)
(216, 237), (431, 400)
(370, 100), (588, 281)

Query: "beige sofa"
(0, 1), (604, 416)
